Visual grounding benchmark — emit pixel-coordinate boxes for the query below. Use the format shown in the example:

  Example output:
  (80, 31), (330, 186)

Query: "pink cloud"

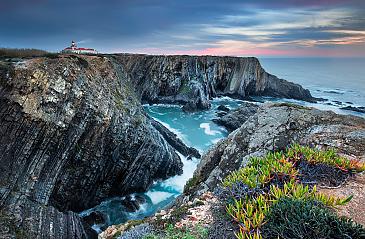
(133, 45), (365, 58)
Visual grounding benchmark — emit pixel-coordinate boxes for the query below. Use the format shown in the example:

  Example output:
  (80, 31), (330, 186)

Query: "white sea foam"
(200, 123), (219, 136)
(211, 138), (223, 145)
(146, 191), (174, 205)
(160, 154), (200, 193)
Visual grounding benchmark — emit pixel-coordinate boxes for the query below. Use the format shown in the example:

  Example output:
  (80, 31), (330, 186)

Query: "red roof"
(63, 47), (96, 51)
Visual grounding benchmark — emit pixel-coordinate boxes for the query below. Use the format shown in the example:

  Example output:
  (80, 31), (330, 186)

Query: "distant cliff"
(113, 54), (314, 111)
(0, 54), (314, 238)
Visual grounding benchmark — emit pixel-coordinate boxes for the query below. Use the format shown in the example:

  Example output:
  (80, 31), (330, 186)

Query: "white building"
(61, 41), (98, 54)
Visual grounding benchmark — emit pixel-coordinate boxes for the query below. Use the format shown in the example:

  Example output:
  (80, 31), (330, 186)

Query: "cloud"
(0, 0), (364, 56)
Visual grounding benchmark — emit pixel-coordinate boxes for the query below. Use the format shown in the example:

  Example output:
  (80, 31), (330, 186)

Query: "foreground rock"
(0, 56), (183, 238)
(183, 102), (365, 199)
(113, 54), (316, 111)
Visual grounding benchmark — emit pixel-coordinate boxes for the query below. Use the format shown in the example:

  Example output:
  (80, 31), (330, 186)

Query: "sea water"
(80, 98), (243, 232)
(81, 58), (365, 232)
(259, 58), (365, 109)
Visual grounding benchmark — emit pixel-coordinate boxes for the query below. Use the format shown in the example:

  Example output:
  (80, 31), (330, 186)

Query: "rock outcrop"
(0, 55), (183, 238)
(212, 102), (259, 132)
(183, 103), (365, 199)
(113, 54), (315, 111)
(0, 53), (316, 238)
(150, 117), (201, 159)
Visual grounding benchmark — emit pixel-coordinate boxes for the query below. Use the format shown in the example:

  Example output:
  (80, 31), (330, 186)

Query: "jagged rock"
(120, 195), (147, 212)
(212, 102), (259, 132)
(83, 211), (107, 226)
(0, 56), (183, 238)
(121, 195), (145, 212)
(216, 111), (227, 117)
(150, 117), (201, 158)
(217, 105), (230, 112)
(114, 54), (316, 111)
(182, 103), (365, 199)
(341, 106), (365, 113)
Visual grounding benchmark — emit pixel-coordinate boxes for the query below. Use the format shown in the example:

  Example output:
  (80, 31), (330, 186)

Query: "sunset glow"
(1, 0), (364, 57)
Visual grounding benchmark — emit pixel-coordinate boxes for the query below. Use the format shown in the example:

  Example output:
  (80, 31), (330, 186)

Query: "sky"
(1, 0), (365, 57)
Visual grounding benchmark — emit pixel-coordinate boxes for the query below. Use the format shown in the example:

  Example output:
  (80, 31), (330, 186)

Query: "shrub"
(261, 198), (365, 239)
(221, 144), (365, 238)
(0, 48), (51, 58)
(143, 224), (208, 239)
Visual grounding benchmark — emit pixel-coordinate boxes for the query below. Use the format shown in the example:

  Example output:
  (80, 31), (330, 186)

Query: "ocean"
(260, 58), (365, 111)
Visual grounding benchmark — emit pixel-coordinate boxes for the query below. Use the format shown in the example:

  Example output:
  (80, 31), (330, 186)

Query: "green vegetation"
(0, 48), (53, 58)
(184, 175), (202, 194)
(261, 198), (365, 239)
(272, 102), (311, 110)
(222, 144), (365, 239)
(143, 224), (208, 239)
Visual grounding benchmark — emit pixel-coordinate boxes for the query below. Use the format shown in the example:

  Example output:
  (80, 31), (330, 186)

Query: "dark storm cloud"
(0, 0), (364, 56)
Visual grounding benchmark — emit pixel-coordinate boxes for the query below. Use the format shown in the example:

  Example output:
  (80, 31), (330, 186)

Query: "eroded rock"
(183, 103), (365, 199)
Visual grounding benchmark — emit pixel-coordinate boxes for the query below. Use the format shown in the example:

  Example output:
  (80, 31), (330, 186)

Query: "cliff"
(0, 55), (183, 238)
(113, 54), (315, 111)
(0, 54), (314, 238)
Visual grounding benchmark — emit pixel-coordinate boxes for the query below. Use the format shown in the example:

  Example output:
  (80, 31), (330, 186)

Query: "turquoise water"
(80, 98), (244, 232)
(82, 58), (365, 232)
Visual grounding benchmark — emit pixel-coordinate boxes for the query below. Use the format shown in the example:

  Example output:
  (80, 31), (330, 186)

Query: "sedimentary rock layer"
(113, 54), (315, 111)
(0, 55), (183, 238)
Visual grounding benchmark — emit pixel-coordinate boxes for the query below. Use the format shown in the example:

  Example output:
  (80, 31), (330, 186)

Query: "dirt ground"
(319, 172), (365, 226)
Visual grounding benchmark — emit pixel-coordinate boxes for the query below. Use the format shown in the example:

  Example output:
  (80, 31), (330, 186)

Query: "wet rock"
(217, 105), (230, 112)
(341, 106), (365, 114)
(83, 211), (107, 226)
(182, 102), (199, 112)
(121, 196), (140, 212)
(134, 195), (147, 206)
(121, 195), (147, 212)
(212, 102), (259, 132)
(333, 100), (343, 105)
(150, 117), (201, 158)
(216, 111), (228, 117)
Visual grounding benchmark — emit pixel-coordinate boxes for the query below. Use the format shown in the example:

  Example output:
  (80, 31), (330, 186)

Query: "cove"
(80, 97), (243, 232)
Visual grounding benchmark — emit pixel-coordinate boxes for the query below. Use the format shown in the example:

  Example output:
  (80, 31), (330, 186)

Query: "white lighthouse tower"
(71, 41), (77, 49)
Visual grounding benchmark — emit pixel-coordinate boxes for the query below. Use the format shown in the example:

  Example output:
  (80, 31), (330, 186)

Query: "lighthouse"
(71, 41), (77, 49)
(61, 41), (98, 55)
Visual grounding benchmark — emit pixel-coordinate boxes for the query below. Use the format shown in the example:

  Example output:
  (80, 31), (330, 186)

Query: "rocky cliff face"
(101, 103), (365, 239)
(182, 103), (365, 199)
(0, 53), (315, 239)
(113, 54), (314, 111)
(0, 55), (183, 238)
